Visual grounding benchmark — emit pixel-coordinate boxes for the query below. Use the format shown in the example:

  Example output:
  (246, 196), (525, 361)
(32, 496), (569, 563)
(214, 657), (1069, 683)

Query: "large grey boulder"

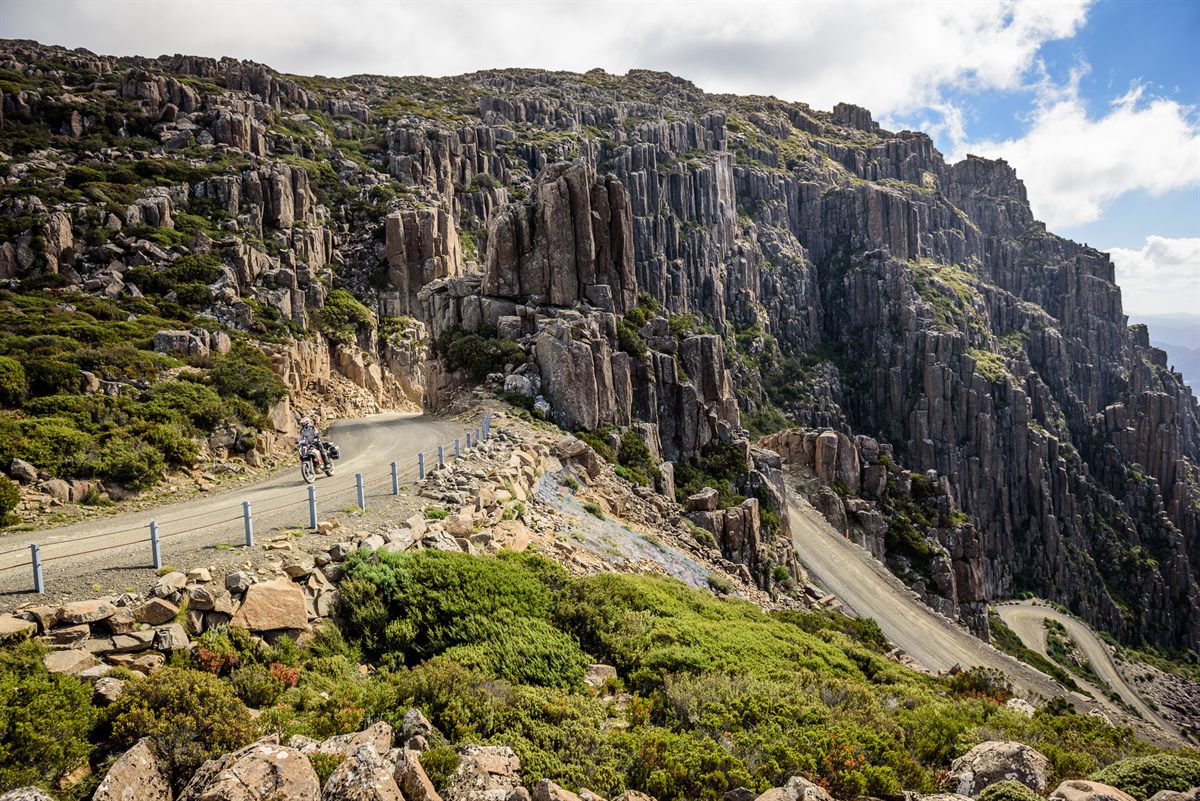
(178, 739), (319, 801)
(92, 738), (171, 801)
(949, 741), (1050, 797)
(1051, 782), (1139, 801)
(755, 776), (834, 801)
(441, 745), (522, 801)
(320, 744), (403, 801)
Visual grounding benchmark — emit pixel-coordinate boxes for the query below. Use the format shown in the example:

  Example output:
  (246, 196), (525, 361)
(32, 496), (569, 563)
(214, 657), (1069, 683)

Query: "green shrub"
(0, 640), (98, 792)
(308, 752), (346, 787)
(0, 356), (25, 406)
(4, 417), (95, 477)
(101, 667), (257, 790)
(209, 342), (286, 413)
(419, 746), (460, 788)
(977, 780), (1045, 801)
(231, 664), (286, 708)
(1091, 755), (1200, 801)
(424, 506), (448, 520)
(140, 423), (200, 466)
(434, 327), (526, 381)
(0, 475), (19, 523)
(583, 501), (605, 519)
(772, 565), (791, 583)
(340, 550), (585, 687)
(616, 428), (660, 488)
(673, 441), (748, 508)
(313, 288), (374, 345)
(616, 319), (647, 357)
(21, 355), (80, 397)
(99, 437), (166, 490)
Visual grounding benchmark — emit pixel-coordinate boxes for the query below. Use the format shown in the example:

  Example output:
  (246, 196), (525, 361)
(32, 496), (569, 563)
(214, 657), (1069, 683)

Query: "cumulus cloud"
(956, 79), (1200, 229)
(3, 0), (1087, 115)
(1108, 236), (1200, 316)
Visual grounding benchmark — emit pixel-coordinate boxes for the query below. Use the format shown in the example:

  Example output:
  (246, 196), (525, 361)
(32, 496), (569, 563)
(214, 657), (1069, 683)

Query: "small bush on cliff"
(0, 640), (97, 792)
(208, 342), (286, 415)
(434, 326), (527, 381)
(673, 440), (748, 508)
(100, 667), (257, 790)
(1091, 754), (1200, 800)
(313, 288), (374, 345)
(0, 474), (20, 523)
(0, 356), (25, 406)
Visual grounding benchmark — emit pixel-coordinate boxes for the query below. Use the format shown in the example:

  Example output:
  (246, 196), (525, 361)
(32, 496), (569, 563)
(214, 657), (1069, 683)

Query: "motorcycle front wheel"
(300, 459), (316, 484)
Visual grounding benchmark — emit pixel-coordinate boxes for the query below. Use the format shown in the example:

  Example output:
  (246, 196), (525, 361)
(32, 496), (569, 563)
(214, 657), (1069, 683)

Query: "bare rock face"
(482, 163), (635, 314)
(441, 745), (522, 801)
(386, 207), (464, 315)
(92, 738), (172, 801)
(532, 781), (583, 801)
(230, 579), (308, 632)
(391, 748), (442, 801)
(949, 741), (1050, 798)
(320, 744), (403, 801)
(179, 740), (319, 801)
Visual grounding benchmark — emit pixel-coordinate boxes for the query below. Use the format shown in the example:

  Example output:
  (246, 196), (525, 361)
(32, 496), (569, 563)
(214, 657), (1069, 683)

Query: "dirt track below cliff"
(995, 600), (1181, 738)
(0, 413), (465, 607)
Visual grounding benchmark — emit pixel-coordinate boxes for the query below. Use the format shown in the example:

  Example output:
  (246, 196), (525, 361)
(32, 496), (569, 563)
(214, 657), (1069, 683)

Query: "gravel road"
(995, 600), (1180, 738)
(0, 412), (464, 604)
(788, 492), (1067, 697)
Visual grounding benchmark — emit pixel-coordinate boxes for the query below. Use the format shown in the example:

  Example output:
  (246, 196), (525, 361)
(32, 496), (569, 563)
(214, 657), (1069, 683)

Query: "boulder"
(755, 777), (833, 801)
(392, 748), (443, 801)
(401, 708), (434, 741)
(686, 488), (719, 512)
(0, 614), (37, 639)
(43, 648), (100, 675)
(314, 721), (393, 757)
(613, 794), (658, 801)
(230, 579), (308, 632)
(92, 738), (171, 801)
(1051, 783), (1138, 801)
(532, 782), (582, 801)
(8, 458), (38, 483)
(583, 664), (617, 688)
(93, 676), (126, 706)
(0, 789), (58, 801)
(153, 623), (190, 651)
(226, 572), (254, 594)
(134, 598), (180, 626)
(179, 740), (319, 801)
(949, 741), (1050, 797)
(320, 744), (403, 801)
(58, 598), (115, 624)
(1148, 791), (1200, 801)
(1004, 698), (1036, 717)
(441, 745), (522, 801)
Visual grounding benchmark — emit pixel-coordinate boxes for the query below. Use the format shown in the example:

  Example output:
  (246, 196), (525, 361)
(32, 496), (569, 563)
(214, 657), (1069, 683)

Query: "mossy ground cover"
(4, 550), (1180, 800)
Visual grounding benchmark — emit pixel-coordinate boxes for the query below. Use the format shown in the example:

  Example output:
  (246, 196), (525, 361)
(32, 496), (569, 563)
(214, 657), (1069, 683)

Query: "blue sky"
(4, 0), (1199, 316)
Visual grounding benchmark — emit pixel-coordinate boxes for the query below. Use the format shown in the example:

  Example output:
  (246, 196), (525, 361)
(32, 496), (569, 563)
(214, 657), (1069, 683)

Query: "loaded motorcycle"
(299, 438), (340, 483)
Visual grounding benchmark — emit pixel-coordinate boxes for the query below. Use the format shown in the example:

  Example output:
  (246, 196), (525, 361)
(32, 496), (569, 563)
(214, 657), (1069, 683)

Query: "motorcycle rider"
(298, 416), (325, 467)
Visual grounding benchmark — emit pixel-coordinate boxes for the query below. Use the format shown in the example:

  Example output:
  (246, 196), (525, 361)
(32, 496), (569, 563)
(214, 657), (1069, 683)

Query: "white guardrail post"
(149, 519), (161, 569)
(31, 543), (43, 594)
(243, 501), (254, 547)
(308, 485), (318, 530)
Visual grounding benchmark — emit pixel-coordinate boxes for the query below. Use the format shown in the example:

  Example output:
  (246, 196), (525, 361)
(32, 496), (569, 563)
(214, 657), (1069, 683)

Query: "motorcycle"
(299, 439), (340, 484)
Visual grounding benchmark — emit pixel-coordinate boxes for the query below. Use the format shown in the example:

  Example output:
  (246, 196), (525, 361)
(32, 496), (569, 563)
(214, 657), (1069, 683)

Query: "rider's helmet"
(300, 416), (312, 427)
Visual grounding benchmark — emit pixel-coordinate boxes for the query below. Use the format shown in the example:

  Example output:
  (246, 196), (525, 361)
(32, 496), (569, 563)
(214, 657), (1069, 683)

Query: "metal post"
(418, 452), (426, 480)
(390, 461), (399, 496)
(355, 473), (365, 511)
(243, 501), (254, 547)
(475, 427), (481, 446)
(30, 543), (43, 594)
(307, 485), (318, 531)
(465, 431), (472, 449)
(483, 412), (491, 440)
(437, 444), (444, 468)
(454, 438), (461, 459)
(149, 519), (161, 570)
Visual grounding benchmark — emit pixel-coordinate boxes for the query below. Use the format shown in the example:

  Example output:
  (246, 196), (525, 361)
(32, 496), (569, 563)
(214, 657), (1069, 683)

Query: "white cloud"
(955, 79), (1200, 229)
(1108, 236), (1200, 316)
(2, 0), (1087, 116)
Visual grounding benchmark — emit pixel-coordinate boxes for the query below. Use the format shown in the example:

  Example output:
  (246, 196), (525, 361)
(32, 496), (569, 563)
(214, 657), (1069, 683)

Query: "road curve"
(0, 413), (464, 596)
(995, 600), (1179, 738)
(787, 492), (1064, 697)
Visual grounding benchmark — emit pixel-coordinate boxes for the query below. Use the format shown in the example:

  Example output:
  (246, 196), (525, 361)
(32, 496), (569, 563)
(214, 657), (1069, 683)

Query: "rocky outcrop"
(1051, 782), (1139, 801)
(179, 740), (320, 801)
(386, 207), (464, 315)
(441, 745), (522, 801)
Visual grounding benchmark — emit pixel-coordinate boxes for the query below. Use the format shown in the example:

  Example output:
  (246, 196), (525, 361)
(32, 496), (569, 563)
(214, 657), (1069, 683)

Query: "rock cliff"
(1, 41), (1196, 647)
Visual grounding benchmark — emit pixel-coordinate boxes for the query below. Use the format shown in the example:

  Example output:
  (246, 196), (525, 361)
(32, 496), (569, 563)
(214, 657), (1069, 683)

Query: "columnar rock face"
(386, 207), (464, 315)
(482, 162), (636, 313)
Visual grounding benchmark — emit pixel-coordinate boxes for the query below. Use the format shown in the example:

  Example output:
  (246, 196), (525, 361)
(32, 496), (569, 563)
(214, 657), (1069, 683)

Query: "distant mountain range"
(1131, 313), (1200, 394)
